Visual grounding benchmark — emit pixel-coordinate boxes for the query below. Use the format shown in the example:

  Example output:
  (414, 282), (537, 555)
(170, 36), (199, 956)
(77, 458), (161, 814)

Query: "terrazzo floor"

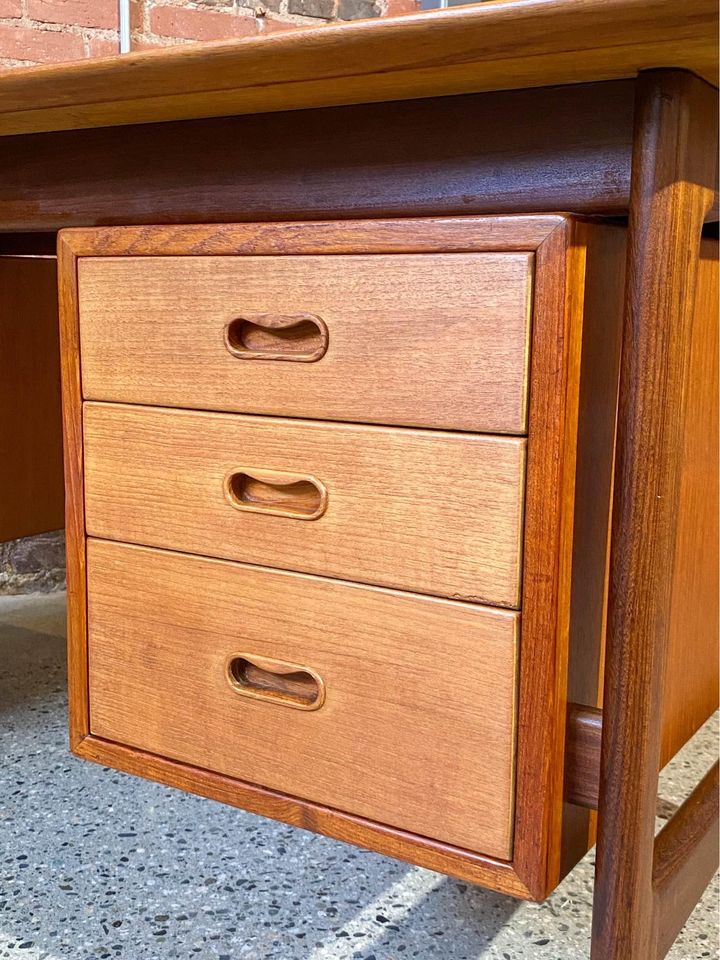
(1, 591), (717, 960)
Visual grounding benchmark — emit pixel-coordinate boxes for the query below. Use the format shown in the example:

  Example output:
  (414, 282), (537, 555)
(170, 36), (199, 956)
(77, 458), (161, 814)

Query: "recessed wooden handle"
(226, 654), (325, 710)
(224, 313), (328, 362)
(224, 467), (328, 520)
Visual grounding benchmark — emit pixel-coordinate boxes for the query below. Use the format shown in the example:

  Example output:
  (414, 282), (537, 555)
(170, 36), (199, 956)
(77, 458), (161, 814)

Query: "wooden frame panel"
(0, 255), (64, 542)
(0, 0), (715, 137)
(58, 213), (622, 901)
(0, 82), (635, 233)
(660, 236), (719, 765)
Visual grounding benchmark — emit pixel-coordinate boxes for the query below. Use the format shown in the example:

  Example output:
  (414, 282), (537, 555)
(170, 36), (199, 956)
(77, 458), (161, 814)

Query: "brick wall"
(1, 531), (66, 594)
(0, 0), (419, 68)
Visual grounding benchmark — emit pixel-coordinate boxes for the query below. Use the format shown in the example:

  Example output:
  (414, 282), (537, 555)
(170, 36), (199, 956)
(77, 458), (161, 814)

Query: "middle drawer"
(83, 403), (526, 607)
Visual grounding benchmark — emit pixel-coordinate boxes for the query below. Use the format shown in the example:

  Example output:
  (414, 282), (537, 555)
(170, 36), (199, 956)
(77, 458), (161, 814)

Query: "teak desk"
(1, 2), (718, 957)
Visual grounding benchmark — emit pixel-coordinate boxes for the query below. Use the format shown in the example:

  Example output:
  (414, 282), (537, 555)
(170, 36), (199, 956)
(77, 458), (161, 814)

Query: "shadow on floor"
(1, 591), (523, 960)
(2, 591), (716, 959)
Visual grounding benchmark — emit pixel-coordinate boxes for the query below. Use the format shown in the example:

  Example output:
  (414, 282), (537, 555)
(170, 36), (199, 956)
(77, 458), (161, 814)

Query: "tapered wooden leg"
(591, 70), (718, 960)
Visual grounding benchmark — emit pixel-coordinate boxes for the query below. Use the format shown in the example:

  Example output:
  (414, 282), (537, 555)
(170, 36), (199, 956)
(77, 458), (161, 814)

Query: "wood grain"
(564, 705), (602, 810)
(2, 82), (637, 232)
(593, 71), (719, 960)
(87, 538), (519, 860)
(60, 215), (565, 257)
(3, 82), (637, 233)
(660, 238), (719, 766)
(513, 219), (626, 899)
(0, 0), (715, 137)
(83, 404), (526, 607)
(585, 237), (718, 778)
(77, 252), (533, 434)
(0, 256), (63, 542)
(57, 238), (89, 749)
(560, 221), (626, 871)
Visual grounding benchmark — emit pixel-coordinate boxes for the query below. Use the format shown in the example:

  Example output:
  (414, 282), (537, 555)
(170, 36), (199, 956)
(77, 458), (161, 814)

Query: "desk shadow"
(0, 588), (520, 959)
(307, 870), (521, 960)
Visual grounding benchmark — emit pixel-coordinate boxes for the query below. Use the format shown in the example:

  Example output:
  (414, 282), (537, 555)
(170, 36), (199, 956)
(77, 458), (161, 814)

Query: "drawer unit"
(87, 539), (519, 859)
(83, 403), (526, 606)
(59, 216), (625, 902)
(76, 251), (533, 434)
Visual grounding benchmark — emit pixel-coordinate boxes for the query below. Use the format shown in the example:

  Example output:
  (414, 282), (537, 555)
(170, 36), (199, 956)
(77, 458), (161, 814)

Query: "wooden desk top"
(0, 0), (716, 138)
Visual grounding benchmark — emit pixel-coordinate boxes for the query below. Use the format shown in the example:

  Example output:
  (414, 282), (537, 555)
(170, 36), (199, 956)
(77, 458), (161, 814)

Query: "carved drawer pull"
(226, 654), (325, 711)
(224, 313), (328, 362)
(224, 467), (328, 520)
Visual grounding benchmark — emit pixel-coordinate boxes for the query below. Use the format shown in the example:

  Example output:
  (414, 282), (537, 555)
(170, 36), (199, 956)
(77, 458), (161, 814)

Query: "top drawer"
(77, 252), (532, 434)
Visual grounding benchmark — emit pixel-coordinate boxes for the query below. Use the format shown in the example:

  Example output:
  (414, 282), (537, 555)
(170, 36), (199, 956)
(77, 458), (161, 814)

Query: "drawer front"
(77, 253), (533, 434)
(84, 403), (526, 607)
(87, 539), (519, 858)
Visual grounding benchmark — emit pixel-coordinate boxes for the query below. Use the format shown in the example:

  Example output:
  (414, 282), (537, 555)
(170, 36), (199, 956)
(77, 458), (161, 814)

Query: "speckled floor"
(1, 591), (717, 960)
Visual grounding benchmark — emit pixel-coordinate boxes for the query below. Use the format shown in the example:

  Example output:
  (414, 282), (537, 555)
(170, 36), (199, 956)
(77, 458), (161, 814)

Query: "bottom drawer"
(87, 539), (519, 860)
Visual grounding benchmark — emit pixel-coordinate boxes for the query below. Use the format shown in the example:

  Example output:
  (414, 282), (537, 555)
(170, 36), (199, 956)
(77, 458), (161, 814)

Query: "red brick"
(150, 5), (258, 41)
(0, 23), (85, 62)
(384, 0), (419, 14)
(87, 35), (120, 58)
(130, 0), (146, 34)
(0, 0), (22, 18)
(27, 0), (117, 29)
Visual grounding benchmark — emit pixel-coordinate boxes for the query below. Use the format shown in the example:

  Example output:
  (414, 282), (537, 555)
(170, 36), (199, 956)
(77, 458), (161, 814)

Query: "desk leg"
(0, 254), (64, 543)
(591, 71), (718, 960)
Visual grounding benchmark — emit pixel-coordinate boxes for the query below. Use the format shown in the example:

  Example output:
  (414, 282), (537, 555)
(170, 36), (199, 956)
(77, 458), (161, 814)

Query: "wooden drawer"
(87, 538), (519, 860)
(76, 251), (533, 434)
(61, 217), (626, 901)
(83, 402), (526, 607)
